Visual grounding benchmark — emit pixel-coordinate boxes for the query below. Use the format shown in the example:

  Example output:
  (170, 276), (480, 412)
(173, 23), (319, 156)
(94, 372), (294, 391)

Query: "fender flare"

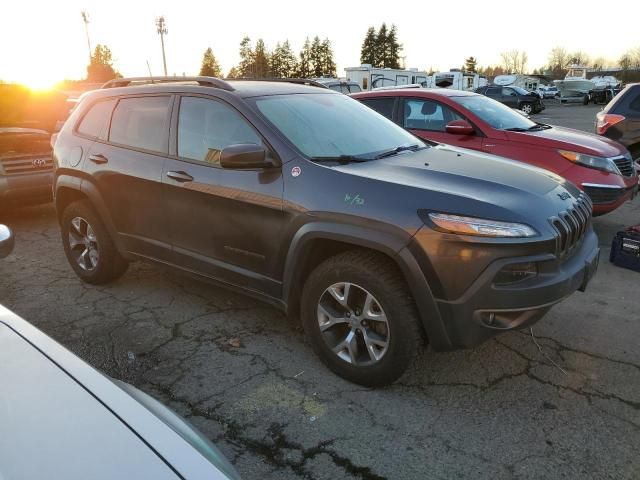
(282, 222), (452, 350)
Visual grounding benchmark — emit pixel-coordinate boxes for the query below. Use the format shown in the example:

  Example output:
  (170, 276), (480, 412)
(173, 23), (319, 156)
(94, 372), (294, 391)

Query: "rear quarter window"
(76, 99), (116, 140)
(359, 97), (395, 121)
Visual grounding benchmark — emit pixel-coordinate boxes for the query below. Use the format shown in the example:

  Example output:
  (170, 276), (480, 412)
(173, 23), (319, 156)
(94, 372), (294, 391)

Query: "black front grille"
(550, 193), (592, 258)
(582, 185), (626, 205)
(612, 155), (635, 177)
(0, 154), (54, 175)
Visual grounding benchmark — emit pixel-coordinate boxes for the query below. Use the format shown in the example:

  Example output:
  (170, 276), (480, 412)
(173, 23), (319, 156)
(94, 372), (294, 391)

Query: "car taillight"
(596, 112), (625, 135)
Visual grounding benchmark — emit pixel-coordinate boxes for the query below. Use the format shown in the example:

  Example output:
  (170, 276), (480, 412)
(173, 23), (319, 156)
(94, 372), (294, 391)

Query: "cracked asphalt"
(1, 103), (639, 479)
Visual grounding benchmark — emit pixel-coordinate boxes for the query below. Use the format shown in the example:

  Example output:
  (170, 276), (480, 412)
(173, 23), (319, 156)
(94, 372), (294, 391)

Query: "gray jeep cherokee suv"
(52, 77), (599, 386)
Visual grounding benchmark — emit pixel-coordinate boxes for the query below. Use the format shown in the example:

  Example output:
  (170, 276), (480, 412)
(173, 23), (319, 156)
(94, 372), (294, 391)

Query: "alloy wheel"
(521, 103), (533, 114)
(68, 216), (99, 271)
(317, 282), (390, 366)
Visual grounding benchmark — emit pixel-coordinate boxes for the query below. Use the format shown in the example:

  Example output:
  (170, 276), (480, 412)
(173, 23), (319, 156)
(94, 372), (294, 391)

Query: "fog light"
(494, 262), (538, 285)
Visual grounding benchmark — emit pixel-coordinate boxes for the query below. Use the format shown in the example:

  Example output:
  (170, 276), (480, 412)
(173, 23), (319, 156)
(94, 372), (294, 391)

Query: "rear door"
(82, 95), (173, 261)
(162, 95), (285, 297)
(400, 97), (484, 150)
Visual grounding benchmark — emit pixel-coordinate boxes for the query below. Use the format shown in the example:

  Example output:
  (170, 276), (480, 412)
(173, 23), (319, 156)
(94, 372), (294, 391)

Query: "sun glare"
(18, 76), (61, 92)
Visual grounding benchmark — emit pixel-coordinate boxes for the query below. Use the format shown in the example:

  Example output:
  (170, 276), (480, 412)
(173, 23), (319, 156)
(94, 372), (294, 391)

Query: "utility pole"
(81, 11), (92, 64)
(155, 16), (168, 76)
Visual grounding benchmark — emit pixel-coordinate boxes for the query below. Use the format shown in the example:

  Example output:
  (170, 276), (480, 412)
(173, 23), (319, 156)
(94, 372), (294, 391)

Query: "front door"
(501, 87), (519, 108)
(162, 95), (285, 297)
(400, 97), (484, 151)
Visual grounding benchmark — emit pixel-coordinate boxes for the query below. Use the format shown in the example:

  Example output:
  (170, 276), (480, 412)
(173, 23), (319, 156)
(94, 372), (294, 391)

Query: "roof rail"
(231, 78), (329, 89)
(101, 76), (235, 91)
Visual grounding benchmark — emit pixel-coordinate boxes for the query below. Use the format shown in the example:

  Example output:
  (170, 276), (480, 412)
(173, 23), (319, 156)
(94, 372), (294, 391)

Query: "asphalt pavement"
(0, 102), (638, 480)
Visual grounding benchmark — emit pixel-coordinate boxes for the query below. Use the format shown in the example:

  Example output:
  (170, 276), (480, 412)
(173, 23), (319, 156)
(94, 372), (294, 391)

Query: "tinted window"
(348, 84), (362, 93)
(486, 87), (501, 96)
(77, 99), (116, 140)
(178, 97), (262, 165)
(452, 95), (536, 130)
(109, 96), (170, 153)
(360, 98), (395, 120)
(502, 87), (517, 97)
(403, 98), (462, 132)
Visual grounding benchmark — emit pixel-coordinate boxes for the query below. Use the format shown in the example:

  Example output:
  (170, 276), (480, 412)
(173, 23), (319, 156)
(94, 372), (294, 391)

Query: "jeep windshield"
(452, 95), (540, 131)
(253, 93), (427, 162)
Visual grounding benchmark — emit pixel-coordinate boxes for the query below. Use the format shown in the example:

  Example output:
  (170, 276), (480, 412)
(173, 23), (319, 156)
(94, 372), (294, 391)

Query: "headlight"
(427, 213), (538, 238)
(558, 150), (620, 174)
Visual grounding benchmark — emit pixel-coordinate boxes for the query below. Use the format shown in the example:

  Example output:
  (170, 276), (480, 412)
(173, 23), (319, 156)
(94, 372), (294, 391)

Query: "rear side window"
(177, 97), (262, 165)
(76, 99), (116, 140)
(360, 98), (395, 121)
(486, 87), (501, 96)
(403, 98), (462, 132)
(109, 96), (171, 153)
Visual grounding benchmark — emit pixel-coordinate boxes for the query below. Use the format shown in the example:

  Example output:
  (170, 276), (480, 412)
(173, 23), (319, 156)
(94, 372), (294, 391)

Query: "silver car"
(0, 224), (240, 480)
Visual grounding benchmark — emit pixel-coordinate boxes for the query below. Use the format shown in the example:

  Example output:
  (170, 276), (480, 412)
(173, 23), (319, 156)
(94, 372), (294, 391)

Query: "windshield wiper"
(504, 127), (529, 132)
(375, 144), (424, 159)
(530, 123), (551, 130)
(309, 155), (369, 164)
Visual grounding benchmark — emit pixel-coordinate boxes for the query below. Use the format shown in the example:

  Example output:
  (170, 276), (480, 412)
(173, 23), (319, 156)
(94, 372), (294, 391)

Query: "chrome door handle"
(88, 154), (108, 164)
(166, 171), (194, 182)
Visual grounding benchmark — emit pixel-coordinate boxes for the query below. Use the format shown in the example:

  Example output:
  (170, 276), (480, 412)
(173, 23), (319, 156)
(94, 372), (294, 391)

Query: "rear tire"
(61, 200), (128, 285)
(301, 250), (423, 387)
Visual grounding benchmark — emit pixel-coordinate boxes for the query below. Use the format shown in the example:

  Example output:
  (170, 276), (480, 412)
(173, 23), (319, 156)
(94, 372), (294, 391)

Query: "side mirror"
(445, 120), (474, 136)
(0, 225), (15, 259)
(220, 144), (277, 169)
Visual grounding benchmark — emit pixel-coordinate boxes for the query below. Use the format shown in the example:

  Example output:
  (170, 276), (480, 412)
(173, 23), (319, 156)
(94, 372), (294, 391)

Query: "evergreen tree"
(199, 47), (222, 77)
(309, 36), (324, 77)
(464, 56), (477, 72)
(375, 23), (388, 68)
(297, 37), (312, 78)
(227, 66), (240, 79)
(238, 36), (254, 77)
(320, 38), (336, 77)
(86, 44), (120, 82)
(271, 40), (298, 78)
(360, 27), (377, 66)
(254, 39), (270, 78)
(386, 25), (402, 69)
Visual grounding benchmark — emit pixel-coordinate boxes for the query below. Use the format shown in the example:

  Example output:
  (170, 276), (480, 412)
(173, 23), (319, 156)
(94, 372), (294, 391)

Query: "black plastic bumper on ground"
(432, 230), (600, 349)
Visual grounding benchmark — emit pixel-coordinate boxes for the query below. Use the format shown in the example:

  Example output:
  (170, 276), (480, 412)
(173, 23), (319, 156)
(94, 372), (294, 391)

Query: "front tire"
(520, 102), (533, 115)
(301, 250), (423, 386)
(61, 200), (128, 284)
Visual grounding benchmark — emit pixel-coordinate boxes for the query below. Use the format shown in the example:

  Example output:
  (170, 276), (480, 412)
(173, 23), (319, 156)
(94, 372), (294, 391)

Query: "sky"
(1, 0), (639, 89)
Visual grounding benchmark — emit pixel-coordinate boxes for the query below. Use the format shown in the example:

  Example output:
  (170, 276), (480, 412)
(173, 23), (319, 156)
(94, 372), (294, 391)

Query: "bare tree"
(591, 56), (613, 71)
(569, 51), (590, 66)
(547, 46), (570, 76)
(500, 50), (528, 74)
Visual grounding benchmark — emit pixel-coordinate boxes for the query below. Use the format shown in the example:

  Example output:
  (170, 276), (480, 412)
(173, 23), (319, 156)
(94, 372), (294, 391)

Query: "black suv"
(596, 83), (640, 166)
(53, 76), (599, 386)
(475, 85), (545, 115)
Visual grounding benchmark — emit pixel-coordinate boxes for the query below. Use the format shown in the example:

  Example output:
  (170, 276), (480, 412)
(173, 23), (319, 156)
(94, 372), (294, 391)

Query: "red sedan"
(352, 89), (638, 215)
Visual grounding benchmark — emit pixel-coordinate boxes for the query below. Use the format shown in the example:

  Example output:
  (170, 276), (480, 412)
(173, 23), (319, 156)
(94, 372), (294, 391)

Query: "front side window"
(452, 95), (537, 131)
(253, 93), (424, 159)
(502, 87), (517, 97)
(177, 97), (262, 165)
(486, 87), (501, 96)
(403, 99), (462, 132)
(109, 96), (171, 153)
(77, 99), (116, 140)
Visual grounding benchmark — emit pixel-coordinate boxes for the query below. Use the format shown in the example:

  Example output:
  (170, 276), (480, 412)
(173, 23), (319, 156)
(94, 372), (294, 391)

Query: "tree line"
(359, 23), (403, 69)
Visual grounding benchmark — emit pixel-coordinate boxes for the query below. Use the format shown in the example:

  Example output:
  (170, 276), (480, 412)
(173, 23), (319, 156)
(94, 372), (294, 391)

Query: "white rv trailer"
(431, 70), (488, 91)
(494, 74), (543, 91)
(345, 64), (430, 91)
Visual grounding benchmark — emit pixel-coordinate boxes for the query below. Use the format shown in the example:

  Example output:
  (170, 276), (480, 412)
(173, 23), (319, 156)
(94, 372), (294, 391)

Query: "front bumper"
(428, 230), (599, 349)
(585, 182), (638, 215)
(0, 171), (53, 206)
